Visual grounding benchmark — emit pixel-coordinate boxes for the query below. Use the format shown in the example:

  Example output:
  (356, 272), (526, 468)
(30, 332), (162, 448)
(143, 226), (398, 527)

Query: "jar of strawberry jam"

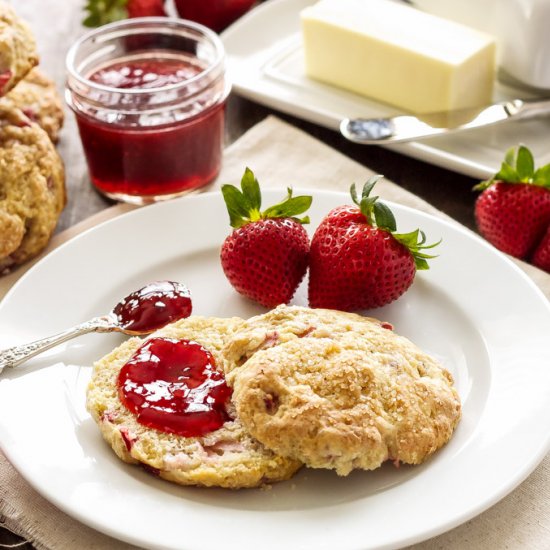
(66, 18), (229, 204)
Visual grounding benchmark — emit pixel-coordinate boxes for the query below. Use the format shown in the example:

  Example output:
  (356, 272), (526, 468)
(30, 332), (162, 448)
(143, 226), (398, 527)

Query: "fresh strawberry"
(126, 0), (166, 18)
(220, 168), (311, 308)
(83, 0), (166, 27)
(308, 176), (438, 311)
(532, 225), (550, 272)
(474, 145), (550, 259)
(173, 0), (257, 32)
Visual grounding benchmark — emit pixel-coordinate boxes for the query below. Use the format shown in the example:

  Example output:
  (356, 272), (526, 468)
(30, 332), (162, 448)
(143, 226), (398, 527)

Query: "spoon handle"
(0, 316), (114, 373)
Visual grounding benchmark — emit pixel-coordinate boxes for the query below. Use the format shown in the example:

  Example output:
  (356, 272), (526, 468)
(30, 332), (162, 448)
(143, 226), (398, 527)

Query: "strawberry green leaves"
(475, 144), (550, 191)
(221, 168), (312, 229)
(393, 230), (440, 270)
(515, 145), (535, 180)
(83, 0), (127, 27)
(351, 175), (397, 231)
(83, 0), (166, 27)
(350, 175), (440, 270)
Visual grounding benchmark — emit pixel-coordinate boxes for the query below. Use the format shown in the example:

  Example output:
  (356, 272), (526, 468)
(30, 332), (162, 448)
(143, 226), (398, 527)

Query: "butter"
(301, 0), (496, 113)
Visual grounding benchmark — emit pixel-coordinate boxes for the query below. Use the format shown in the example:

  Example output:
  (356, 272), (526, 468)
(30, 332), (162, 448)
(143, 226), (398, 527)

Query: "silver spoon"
(340, 97), (550, 144)
(0, 281), (192, 374)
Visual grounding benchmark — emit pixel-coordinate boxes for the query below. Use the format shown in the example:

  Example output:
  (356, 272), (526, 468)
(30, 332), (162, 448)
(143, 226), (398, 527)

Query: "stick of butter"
(301, 0), (496, 113)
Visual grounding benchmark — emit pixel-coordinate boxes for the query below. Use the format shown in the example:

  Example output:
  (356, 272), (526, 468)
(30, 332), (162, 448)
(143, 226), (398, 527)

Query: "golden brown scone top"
(0, 104), (65, 273)
(0, 2), (38, 95)
(222, 304), (391, 378)
(225, 305), (461, 476)
(2, 68), (64, 142)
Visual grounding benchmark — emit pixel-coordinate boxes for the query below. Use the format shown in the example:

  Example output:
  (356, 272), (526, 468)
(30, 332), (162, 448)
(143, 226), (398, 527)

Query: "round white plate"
(1, 190), (549, 550)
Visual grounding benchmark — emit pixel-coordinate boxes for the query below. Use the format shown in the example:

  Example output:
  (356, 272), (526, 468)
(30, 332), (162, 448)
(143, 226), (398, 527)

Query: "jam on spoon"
(113, 280), (192, 333)
(0, 280), (193, 373)
(118, 337), (231, 437)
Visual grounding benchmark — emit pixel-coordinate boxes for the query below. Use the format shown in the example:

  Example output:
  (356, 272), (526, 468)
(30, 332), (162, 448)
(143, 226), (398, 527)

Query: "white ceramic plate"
(222, 0), (550, 179)
(1, 190), (550, 550)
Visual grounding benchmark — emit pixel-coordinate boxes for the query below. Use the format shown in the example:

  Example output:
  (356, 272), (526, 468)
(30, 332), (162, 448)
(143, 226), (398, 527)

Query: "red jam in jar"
(118, 337), (232, 437)
(65, 18), (229, 204)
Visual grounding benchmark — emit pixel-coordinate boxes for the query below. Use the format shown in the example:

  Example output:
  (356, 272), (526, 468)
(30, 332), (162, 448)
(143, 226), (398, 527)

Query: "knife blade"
(340, 98), (550, 144)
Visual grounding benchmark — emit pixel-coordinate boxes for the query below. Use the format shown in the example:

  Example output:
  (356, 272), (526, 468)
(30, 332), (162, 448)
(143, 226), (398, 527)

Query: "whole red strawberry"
(308, 176), (438, 311)
(83, 0), (166, 27)
(474, 145), (550, 259)
(220, 168), (311, 308)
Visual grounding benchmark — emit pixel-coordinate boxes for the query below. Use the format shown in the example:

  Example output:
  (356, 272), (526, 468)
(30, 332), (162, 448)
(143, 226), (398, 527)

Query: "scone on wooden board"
(224, 305), (461, 476)
(0, 1), (38, 95)
(87, 316), (302, 489)
(0, 104), (65, 273)
(2, 67), (64, 142)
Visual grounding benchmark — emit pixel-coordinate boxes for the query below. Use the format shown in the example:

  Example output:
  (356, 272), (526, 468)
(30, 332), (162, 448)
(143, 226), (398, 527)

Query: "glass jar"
(66, 17), (230, 204)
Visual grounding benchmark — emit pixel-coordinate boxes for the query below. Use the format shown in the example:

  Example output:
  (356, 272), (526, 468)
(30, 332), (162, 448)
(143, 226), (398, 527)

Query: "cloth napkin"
(1, 116), (549, 550)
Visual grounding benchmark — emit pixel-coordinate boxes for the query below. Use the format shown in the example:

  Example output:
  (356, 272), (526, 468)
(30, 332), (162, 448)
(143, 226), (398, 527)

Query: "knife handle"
(514, 98), (550, 120)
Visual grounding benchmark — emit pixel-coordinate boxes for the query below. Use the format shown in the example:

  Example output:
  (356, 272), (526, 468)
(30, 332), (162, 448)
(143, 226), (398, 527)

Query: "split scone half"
(87, 316), (302, 489)
(223, 305), (461, 476)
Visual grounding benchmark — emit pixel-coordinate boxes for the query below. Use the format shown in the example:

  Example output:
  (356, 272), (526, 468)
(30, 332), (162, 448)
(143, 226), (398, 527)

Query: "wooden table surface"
(0, 1), (483, 547)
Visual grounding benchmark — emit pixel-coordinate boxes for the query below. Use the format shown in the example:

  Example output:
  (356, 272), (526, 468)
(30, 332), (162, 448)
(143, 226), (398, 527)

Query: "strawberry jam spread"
(113, 281), (192, 333)
(118, 337), (232, 437)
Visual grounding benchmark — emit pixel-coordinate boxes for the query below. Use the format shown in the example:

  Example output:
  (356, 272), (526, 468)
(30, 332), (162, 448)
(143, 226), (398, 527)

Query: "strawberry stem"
(222, 168), (312, 229)
(351, 176), (440, 270)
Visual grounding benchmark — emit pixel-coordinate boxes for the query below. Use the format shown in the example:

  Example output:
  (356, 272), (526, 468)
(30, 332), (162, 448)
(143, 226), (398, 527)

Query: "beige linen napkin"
(1, 116), (549, 550)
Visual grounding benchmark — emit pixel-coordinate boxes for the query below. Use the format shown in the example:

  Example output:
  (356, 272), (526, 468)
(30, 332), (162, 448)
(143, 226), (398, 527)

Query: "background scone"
(87, 316), (302, 489)
(0, 105), (65, 273)
(2, 68), (64, 142)
(226, 306), (461, 476)
(0, 2), (38, 95)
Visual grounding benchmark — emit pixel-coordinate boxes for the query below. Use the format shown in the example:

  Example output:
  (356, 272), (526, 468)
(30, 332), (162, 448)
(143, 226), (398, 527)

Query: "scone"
(224, 306), (461, 476)
(223, 304), (392, 376)
(2, 68), (64, 142)
(0, 105), (65, 273)
(87, 316), (302, 489)
(0, 2), (38, 95)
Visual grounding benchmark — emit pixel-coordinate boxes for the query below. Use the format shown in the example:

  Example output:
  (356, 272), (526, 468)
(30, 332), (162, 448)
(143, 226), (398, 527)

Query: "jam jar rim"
(65, 16), (226, 98)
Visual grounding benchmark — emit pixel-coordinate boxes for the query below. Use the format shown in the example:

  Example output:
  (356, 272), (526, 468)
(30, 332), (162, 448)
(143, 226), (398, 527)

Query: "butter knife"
(340, 98), (550, 144)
